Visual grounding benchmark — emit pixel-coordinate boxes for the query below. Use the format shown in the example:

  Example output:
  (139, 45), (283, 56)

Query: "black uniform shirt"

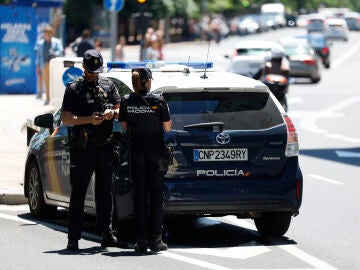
(119, 91), (170, 142)
(62, 75), (121, 136)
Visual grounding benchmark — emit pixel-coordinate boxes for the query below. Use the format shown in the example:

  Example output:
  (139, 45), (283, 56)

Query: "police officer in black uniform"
(119, 68), (172, 252)
(62, 49), (121, 251)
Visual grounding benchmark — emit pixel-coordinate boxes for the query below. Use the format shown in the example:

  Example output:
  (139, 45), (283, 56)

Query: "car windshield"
(236, 48), (272, 56)
(283, 45), (311, 56)
(163, 91), (283, 130)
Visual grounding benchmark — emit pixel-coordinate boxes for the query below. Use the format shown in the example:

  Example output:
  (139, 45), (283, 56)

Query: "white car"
(325, 18), (349, 41)
(225, 40), (284, 78)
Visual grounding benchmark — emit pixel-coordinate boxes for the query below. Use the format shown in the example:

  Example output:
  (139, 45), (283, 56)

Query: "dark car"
(24, 60), (303, 237)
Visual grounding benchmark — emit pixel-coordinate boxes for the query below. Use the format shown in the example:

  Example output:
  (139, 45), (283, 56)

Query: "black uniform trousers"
(68, 139), (113, 240)
(130, 141), (165, 240)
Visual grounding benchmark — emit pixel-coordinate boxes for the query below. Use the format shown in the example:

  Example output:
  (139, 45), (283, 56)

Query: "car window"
(163, 91), (283, 131)
(236, 48), (271, 56)
(108, 77), (133, 96)
(53, 109), (62, 126)
(283, 45), (312, 56)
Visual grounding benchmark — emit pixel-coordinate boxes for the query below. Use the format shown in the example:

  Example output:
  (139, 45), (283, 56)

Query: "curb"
(0, 194), (28, 205)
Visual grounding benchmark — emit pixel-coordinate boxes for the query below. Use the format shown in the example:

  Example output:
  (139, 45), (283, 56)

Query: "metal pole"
(110, 11), (117, 61)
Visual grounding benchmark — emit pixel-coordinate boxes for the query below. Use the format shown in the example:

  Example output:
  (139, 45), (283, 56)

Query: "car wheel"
(27, 160), (56, 218)
(254, 211), (292, 236)
(311, 76), (320, 83)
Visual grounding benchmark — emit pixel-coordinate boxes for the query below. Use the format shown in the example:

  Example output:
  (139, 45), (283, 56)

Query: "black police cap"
(83, 49), (103, 73)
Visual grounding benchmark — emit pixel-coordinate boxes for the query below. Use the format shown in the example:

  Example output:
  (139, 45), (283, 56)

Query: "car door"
(42, 110), (73, 203)
(107, 77), (134, 220)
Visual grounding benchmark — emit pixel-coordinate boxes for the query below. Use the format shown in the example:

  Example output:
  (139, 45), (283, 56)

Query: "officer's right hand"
(91, 112), (104, 125)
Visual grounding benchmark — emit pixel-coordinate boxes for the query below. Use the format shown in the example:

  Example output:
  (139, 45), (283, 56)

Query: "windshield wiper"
(184, 122), (224, 132)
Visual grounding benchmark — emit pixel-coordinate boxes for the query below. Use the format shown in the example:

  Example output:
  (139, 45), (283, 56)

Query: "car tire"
(311, 76), (321, 83)
(27, 160), (56, 218)
(254, 211), (292, 236)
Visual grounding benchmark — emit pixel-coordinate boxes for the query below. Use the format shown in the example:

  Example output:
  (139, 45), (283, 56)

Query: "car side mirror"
(34, 113), (54, 133)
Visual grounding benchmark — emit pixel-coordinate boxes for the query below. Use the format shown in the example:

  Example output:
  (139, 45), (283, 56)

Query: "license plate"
(193, 148), (248, 161)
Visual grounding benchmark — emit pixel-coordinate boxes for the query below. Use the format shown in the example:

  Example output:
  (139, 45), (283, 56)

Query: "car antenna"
(200, 41), (210, 79)
(183, 55), (190, 74)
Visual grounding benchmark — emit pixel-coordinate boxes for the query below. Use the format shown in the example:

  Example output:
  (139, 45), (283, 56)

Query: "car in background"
(295, 14), (310, 28)
(229, 14), (260, 35)
(24, 59), (303, 237)
(325, 18), (349, 41)
(294, 33), (331, 69)
(344, 12), (360, 31)
(280, 38), (322, 83)
(225, 40), (284, 78)
(307, 19), (328, 33)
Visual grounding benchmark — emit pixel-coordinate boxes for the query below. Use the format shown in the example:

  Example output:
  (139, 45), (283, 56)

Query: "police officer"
(118, 68), (172, 252)
(61, 49), (121, 251)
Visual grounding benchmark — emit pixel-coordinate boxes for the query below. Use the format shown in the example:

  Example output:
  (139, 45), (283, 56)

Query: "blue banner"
(0, 6), (37, 94)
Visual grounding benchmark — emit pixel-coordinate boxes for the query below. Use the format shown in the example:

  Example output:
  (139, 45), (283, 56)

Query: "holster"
(70, 126), (88, 149)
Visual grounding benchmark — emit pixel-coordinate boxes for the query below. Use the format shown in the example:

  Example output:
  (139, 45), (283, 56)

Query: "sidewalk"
(0, 94), (54, 204)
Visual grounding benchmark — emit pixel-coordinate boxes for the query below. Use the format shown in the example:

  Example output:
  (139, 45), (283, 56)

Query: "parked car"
(280, 38), (322, 83)
(24, 59), (303, 237)
(225, 40), (284, 78)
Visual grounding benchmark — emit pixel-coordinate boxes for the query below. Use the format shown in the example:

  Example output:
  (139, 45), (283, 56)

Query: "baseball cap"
(132, 68), (153, 80)
(83, 49), (103, 73)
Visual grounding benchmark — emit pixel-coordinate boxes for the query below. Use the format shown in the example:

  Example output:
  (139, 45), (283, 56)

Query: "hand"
(91, 112), (104, 125)
(103, 109), (115, 121)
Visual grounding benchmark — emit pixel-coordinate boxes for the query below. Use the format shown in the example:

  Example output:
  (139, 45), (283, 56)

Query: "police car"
(24, 59), (303, 237)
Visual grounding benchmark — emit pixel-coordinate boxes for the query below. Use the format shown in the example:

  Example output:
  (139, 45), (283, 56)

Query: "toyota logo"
(216, 132), (230, 144)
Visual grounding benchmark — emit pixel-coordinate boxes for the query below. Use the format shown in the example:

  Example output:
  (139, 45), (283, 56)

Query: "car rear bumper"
(163, 158), (303, 216)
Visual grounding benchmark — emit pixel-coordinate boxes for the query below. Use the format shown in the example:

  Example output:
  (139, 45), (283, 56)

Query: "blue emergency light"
(107, 61), (213, 70)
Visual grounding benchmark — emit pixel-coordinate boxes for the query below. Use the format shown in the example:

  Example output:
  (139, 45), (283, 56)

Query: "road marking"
(0, 205), (29, 211)
(335, 150), (360, 158)
(0, 212), (338, 270)
(0, 212), (102, 241)
(222, 216), (338, 270)
(299, 95), (360, 144)
(288, 97), (303, 105)
(309, 174), (344, 185)
(332, 44), (360, 69)
(171, 244), (270, 259)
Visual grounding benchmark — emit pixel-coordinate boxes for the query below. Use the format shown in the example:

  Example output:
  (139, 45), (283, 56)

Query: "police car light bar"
(107, 61), (213, 70)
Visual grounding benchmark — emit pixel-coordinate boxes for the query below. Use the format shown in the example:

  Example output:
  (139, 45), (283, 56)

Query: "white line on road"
(309, 174), (344, 185)
(222, 216), (338, 270)
(299, 95), (360, 144)
(0, 211), (338, 270)
(332, 44), (360, 69)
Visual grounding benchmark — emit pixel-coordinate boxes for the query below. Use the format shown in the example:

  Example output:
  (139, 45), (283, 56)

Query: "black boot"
(101, 230), (119, 248)
(149, 235), (168, 252)
(134, 240), (147, 252)
(67, 239), (79, 251)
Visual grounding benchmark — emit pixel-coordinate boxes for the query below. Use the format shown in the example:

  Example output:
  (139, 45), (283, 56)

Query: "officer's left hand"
(103, 109), (115, 121)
